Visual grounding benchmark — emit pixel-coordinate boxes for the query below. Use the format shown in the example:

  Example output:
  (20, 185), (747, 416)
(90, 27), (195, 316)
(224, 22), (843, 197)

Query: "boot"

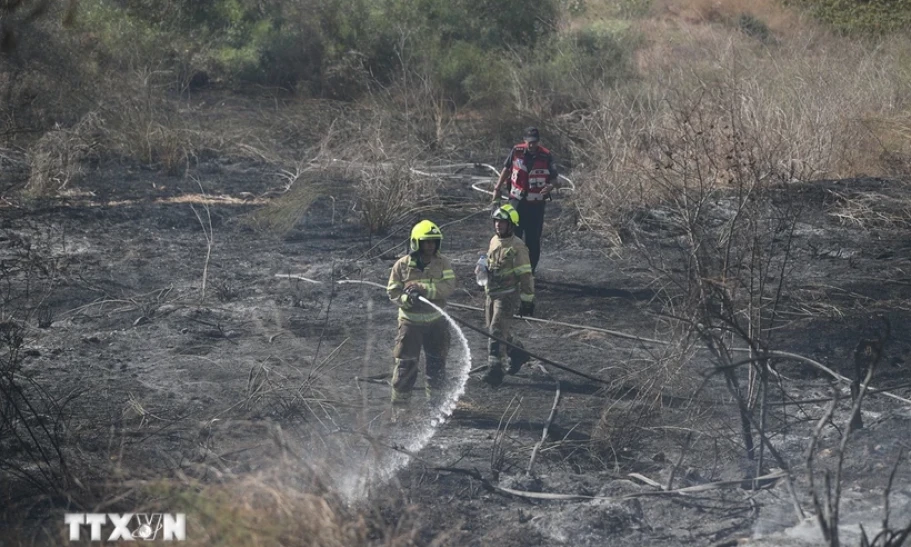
(507, 340), (530, 375)
(386, 397), (410, 426)
(483, 357), (505, 388)
(391, 388), (411, 407)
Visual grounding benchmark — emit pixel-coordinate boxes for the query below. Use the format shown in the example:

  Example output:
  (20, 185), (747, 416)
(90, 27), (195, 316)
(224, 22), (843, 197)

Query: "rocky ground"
(3, 149), (911, 545)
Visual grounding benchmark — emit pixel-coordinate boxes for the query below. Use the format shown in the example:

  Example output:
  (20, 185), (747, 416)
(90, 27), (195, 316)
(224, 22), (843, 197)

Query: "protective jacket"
(387, 251), (456, 324)
(485, 235), (534, 303)
(506, 144), (556, 203)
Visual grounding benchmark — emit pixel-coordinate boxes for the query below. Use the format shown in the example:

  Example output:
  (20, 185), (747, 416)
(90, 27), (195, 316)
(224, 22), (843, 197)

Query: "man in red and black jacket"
(491, 127), (560, 274)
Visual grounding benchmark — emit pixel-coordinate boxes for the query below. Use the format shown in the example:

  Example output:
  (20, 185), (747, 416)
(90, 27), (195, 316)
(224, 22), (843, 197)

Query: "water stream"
(325, 289), (473, 502)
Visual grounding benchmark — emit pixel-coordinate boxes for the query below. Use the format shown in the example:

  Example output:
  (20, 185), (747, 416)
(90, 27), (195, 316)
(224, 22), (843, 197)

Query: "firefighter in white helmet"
(481, 204), (534, 387)
(386, 220), (457, 405)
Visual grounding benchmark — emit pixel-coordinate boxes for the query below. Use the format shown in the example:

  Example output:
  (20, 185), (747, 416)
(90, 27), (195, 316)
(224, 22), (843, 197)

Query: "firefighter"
(386, 220), (457, 405)
(482, 203), (534, 388)
(491, 126), (559, 274)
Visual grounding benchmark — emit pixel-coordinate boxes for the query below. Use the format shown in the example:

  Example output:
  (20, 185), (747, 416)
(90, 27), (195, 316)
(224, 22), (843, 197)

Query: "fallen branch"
(527, 363), (560, 476)
(628, 473), (663, 489)
(494, 470), (787, 501)
(274, 274), (321, 284)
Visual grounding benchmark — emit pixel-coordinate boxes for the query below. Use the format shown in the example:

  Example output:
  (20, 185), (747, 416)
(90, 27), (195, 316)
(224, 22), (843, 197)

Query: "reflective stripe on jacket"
(387, 252), (456, 324)
(506, 144), (556, 203)
(485, 235), (534, 302)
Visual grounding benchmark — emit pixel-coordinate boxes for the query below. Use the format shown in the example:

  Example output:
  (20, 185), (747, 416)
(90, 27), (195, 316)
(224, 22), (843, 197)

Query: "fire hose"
(330, 279), (607, 384)
(412, 292), (609, 386)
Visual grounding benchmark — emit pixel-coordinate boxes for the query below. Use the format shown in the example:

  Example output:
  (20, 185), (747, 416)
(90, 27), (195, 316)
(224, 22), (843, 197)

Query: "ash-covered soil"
(3, 156), (911, 546)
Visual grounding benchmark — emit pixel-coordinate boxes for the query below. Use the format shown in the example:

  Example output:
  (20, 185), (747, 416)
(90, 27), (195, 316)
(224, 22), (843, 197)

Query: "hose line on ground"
(333, 279), (610, 384)
(416, 295), (610, 385)
(279, 279), (911, 407)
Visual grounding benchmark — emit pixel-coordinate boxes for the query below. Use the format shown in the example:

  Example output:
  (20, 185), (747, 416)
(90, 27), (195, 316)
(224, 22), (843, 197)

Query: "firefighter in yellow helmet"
(386, 220), (457, 405)
(480, 203), (534, 387)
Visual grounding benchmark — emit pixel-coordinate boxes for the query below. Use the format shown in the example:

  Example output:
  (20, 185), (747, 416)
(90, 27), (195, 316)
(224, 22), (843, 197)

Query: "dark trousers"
(511, 199), (545, 273)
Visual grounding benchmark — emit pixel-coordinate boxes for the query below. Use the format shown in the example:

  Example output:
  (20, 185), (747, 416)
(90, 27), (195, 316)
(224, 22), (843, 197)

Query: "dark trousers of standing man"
(511, 199), (546, 273)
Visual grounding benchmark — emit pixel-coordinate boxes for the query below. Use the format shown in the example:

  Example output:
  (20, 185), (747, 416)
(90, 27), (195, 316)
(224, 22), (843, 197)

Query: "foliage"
(75, 0), (560, 100)
(784, 0), (911, 34)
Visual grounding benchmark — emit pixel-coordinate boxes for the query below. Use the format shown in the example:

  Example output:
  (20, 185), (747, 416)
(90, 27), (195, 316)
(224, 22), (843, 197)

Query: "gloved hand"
(404, 285), (422, 306)
(399, 293), (413, 310)
(518, 300), (535, 317)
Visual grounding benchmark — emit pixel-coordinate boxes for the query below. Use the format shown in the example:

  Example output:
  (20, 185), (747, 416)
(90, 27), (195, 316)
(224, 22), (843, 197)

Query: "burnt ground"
(3, 153), (911, 546)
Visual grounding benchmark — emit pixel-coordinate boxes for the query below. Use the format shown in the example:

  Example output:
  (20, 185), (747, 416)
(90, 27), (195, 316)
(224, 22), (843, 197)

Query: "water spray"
(324, 280), (473, 501)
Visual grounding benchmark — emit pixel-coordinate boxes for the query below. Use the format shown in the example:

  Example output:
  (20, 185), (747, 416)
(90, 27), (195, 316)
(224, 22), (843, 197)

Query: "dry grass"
(353, 161), (438, 236)
(827, 188), (911, 229)
(590, 335), (702, 461)
(313, 110), (442, 236)
(592, 397), (659, 459)
(28, 463), (426, 547)
(147, 472), (400, 546)
(567, 16), (911, 248)
(24, 112), (103, 196)
(241, 172), (330, 235)
(649, 0), (807, 33)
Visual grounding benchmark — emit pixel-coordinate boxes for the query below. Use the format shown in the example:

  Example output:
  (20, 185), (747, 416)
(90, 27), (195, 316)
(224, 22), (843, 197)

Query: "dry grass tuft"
(591, 339), (699, 461)
(592, 397), (660, 458)
(353, 161), (438, 236)
(241, 173), (331, 235)
(163, 474), (379, 546)
(24, 112), (104, 197)
(100, 68), (228, 176)
(306, 110), (442, 237)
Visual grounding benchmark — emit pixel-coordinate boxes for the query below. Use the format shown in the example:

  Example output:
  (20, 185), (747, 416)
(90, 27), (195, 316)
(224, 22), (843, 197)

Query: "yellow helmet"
(409, 220), (443, 252)
(492, 203), (520, 226)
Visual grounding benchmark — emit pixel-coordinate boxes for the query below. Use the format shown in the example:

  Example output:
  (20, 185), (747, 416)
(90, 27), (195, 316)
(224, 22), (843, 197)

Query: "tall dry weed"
(100, 67), (223, 175)
(313, 111), (441, 237)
